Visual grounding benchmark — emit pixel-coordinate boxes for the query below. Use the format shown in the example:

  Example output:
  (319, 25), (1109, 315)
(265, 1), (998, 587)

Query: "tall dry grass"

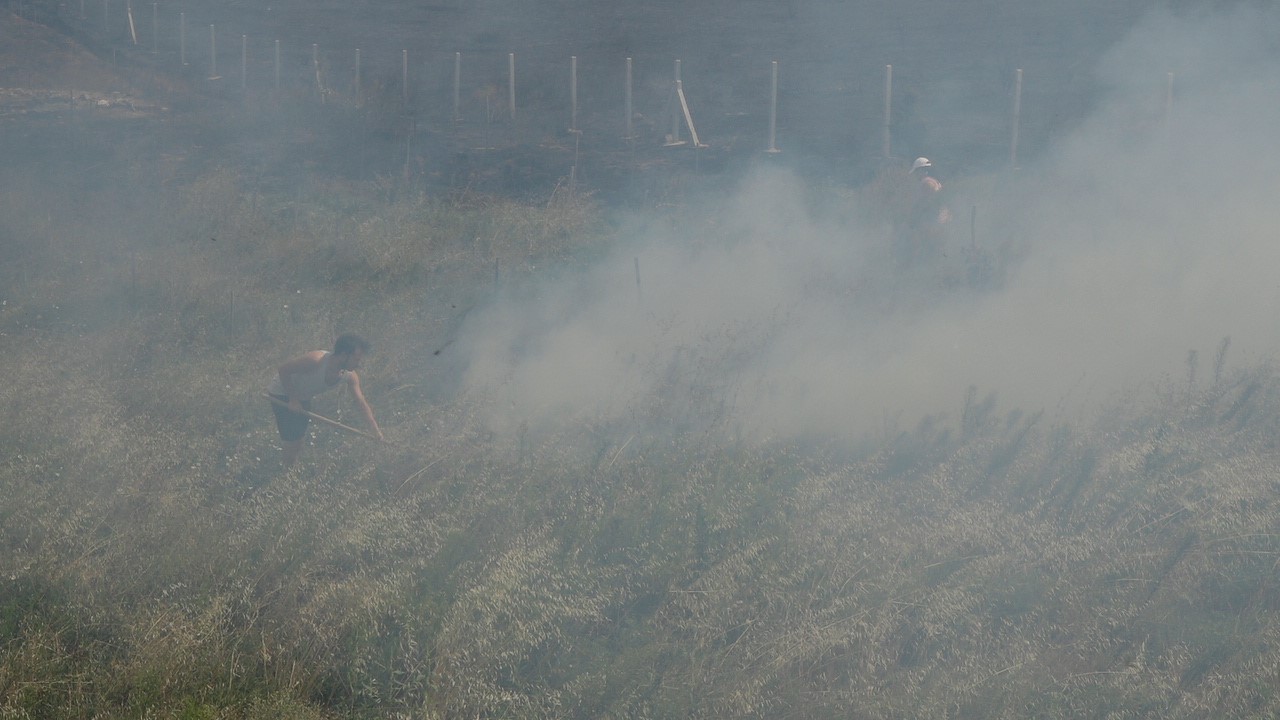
(3, 162), (1280, 719)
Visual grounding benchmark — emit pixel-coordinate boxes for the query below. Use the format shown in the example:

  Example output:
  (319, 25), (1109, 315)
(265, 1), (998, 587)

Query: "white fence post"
(767, 59), (780, 153)
(882, 64), (892, 159)
(209, 25), (218, 80)
(624, 57), (633, 140)
(453, 52), (461, 121)
(1010, 68), (1023, 168)
(508, 52), (517, 121)
(671, 59), (682, 142)
(570, 55), (578, 132)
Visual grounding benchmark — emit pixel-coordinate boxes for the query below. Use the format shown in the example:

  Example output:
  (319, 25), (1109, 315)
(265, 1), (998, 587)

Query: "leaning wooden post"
(675, 80), (702, 147)
(767, 59), (780, 153)
(1010, 68), (1023, 169)
(241, 35), (247, 92)
(274, 39), (280, 94)
(354, 48), (361, 99)
(125, 0), (137, 45)
(508, 52), (517, 120)
(150, 3), (156, 53)
(402, 49), (409, 105)
(882, 64), (892, 159)
(179, 12), (185, 65)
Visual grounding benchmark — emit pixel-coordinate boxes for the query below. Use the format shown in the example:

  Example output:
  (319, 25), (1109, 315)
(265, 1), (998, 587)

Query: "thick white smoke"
(457, 5), (1280, 443)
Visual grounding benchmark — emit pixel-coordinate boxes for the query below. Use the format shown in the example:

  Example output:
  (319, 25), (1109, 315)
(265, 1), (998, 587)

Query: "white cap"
(911, 157), (932, 171)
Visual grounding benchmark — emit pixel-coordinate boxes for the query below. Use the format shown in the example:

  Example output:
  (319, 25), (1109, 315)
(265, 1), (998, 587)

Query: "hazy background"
(22, 0), (1173, 193)
(455, 4), (1280, 443)
(7, 0), (1276, 443)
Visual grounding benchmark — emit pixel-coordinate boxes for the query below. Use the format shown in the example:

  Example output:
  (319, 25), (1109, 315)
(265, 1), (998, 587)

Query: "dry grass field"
(6, 3), (1280, 718)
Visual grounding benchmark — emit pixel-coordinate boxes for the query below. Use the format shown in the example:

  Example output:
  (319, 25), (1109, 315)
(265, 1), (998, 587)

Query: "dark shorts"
(269, 394), (312, 442)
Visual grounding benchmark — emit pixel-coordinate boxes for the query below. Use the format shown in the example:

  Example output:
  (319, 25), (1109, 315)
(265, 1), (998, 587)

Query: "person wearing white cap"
(900, 157), (950, 264)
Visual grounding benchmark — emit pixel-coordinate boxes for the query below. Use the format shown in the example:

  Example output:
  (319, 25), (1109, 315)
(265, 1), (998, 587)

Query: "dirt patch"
(0, 12), (125, 91)
(0, 11), (168, 119)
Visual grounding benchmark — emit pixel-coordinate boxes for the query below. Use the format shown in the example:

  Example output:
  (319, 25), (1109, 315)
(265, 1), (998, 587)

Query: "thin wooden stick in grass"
(394, 454), (446, 495)
(262, 392), (396, 446)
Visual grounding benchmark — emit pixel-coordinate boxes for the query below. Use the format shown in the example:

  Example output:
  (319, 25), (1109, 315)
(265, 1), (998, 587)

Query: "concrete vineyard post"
(882, 64), (892, 159)
(570, 55), (578, 133)
(453, 52), (461, 121)
(1010, 68), (1022, 169)
(509, 52), (516, 120)
(625, 57), (633, 139)
(209, 25), (218, 80)
(767, 59), (780, 153)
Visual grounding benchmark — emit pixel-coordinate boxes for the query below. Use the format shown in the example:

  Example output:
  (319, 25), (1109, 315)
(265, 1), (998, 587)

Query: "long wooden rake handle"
(262, 392), (396, 446)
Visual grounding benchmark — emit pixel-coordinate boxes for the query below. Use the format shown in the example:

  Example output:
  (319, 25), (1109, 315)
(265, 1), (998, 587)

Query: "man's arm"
(277, 351), (325, 412)
(346, 371), (384, 441)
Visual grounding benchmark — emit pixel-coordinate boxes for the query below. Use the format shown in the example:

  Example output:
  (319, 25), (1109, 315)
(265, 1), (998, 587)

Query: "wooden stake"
(126, 0), (137, 45)
(675, 80), (702, 147)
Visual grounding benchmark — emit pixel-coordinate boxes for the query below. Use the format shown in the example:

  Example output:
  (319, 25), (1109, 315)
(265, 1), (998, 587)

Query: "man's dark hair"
(334, 333), (371, 356)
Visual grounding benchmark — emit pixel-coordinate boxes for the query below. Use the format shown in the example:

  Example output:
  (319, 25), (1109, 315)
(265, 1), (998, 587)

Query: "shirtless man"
(267, 333), (384, 466)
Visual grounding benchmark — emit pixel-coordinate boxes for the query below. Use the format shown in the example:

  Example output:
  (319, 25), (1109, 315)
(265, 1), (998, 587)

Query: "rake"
(263, 392), (447, 492)
(262, 392), (397, 446)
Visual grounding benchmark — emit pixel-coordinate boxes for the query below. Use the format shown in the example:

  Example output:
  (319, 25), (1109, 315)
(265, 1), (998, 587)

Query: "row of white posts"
(75, 0), (1181, 168)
